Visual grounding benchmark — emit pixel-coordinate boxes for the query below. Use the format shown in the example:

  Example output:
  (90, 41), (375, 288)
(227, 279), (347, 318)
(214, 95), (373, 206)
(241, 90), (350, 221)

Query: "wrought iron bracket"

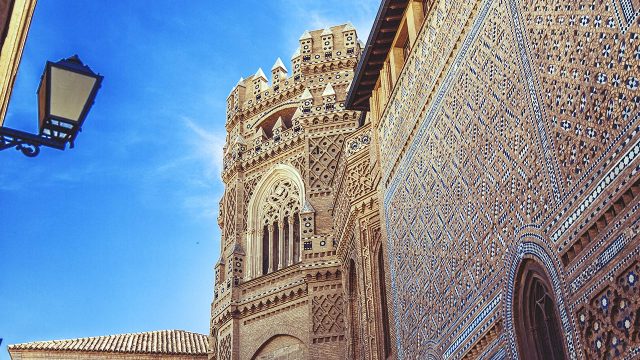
(0, 126), (66, 157)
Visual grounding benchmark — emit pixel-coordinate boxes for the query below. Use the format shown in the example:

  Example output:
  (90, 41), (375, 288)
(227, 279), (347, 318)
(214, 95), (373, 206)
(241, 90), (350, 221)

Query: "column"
(268, 224), (274, 273)
(288, 217), (294, 266)
(278, 221), (285, 270)
(295, 213), (302, 263)
(247, 229), (253, 279)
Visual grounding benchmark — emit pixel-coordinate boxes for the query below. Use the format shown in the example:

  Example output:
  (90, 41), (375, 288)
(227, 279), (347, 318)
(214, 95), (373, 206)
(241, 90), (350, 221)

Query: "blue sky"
(0, 1), (377, 358)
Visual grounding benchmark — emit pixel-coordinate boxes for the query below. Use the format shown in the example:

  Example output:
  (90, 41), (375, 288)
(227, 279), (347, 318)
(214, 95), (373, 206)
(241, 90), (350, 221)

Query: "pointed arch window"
(514, 260), (567, 360)
(247, 165), (306, 279)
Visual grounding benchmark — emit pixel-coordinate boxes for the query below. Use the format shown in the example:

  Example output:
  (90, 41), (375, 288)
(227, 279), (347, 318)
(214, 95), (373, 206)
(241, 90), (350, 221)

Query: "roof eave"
(345, 0), (409, 111)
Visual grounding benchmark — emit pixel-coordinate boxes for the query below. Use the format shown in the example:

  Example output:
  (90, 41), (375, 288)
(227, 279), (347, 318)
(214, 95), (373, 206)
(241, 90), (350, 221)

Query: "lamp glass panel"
(49, 67), (97, 123)
(37, 70), (48, 130)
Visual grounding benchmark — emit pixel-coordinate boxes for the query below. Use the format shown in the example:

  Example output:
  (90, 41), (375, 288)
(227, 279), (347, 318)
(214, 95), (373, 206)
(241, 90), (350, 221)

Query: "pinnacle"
(255, 127), (267, 139)
(322, 83), (335, 97)
(271, 57), (287, 72)
(299, 30), (312, 40)
(291, 47), (301, 59)
(232, 242), (245, 255)
(342, 22), (355, 32)
(274, 116), (286, 130)
(300, 88), (313, 100)
(321, 28), (333, 36)
(301, 200), (315, 213)
(254, 67), (267, 81)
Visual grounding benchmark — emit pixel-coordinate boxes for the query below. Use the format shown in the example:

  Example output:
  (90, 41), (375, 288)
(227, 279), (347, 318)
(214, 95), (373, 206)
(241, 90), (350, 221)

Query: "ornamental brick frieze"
(235, 84), (305, 121)
(302, 58), (359, 75)
(302, 110), (360, 130)
(239, 287), (308, 320)
(239, 127), (305, 164)
(562, 176), (640, 269)
(240, 148), (306, 176)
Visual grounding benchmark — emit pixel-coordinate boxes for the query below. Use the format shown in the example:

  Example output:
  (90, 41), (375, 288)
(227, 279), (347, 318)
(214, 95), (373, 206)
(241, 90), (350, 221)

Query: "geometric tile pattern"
(378, 0), (640, 358)
(224, 185), (237, 245)
(521, 0), (640, 193)
(384, 0), (551, 356)
(612, 0), (640, 33)
(575, 261), (640, 358)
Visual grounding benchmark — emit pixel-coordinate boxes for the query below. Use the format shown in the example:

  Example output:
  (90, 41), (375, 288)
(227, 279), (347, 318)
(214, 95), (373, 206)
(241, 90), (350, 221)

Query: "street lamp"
(0, 55), (103, 157)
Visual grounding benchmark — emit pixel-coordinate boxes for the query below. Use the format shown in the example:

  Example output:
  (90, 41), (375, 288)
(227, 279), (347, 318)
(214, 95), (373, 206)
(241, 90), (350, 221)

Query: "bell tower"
(209, 24), (363, 360)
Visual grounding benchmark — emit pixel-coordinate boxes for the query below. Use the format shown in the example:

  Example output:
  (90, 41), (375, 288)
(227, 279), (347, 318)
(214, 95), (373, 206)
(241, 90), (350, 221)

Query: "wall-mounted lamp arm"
(0, 126), (65, 157)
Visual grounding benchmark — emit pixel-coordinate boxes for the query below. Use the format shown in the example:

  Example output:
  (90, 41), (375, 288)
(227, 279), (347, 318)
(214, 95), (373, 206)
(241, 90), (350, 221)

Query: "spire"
(301, 88), (313, 100)
(342, 22), (356, 32)
(321, 28), (333, 36)
(254, 68), (267, 81)
(234, 133), (245, 145)
(255, 127), (267, 142)
(230, 77), (245, 95)
(292, 107), (303, 119)
(291, 47), (301, 59)
(322, 83), (336, 97)
(301, 200), (315, 213)
(299, 30), (312, 40)
(273, 116), (286, 131)
(271, 57), (287, 72)
(232, 242), (245, 255)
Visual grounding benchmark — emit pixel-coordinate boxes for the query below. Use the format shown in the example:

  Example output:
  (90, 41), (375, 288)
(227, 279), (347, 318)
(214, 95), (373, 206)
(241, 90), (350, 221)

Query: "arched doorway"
(514, 259), (567, 360)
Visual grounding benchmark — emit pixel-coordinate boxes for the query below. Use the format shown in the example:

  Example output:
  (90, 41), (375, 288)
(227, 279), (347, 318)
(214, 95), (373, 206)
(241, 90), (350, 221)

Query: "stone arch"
(514, 258), (567, 360)
(251, 334), (306, 360)
(246, 164), (305, 279)
(504, 235), (577, 359)
(254, 104), (298, 137)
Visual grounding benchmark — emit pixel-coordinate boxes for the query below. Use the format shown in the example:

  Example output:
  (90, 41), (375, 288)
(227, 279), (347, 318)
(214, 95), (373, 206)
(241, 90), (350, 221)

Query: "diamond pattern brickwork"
(309, 134), (346, 194)
(312, 294), (345, 335)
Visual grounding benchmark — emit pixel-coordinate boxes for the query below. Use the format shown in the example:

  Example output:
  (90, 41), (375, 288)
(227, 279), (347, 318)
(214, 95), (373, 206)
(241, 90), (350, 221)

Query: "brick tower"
(209, 24), (362, 360)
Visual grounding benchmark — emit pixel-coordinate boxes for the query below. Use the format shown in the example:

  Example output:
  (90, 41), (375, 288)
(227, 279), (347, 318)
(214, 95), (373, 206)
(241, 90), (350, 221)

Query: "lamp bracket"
(0, 126), (66, 157)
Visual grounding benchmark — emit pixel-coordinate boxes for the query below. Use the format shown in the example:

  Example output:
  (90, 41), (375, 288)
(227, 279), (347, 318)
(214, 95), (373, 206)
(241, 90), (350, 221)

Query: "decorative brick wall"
(374, 0), (640, 358)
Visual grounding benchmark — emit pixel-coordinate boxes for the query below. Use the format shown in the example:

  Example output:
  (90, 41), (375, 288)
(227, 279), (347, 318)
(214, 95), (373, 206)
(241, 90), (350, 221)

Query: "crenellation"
(224, 23), (360, 126)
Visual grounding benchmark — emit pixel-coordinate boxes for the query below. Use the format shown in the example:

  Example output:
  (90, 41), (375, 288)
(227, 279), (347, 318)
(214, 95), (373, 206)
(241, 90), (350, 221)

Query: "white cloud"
(279, 0), (379, 41)
(164, 116), (226, 220)
(182, 116), (226, 182)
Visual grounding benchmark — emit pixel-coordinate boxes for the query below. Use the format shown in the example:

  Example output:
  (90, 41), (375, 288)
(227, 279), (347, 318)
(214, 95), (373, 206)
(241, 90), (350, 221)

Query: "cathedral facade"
(211, 0), (640, 359)
(346, 0), (640, 359)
